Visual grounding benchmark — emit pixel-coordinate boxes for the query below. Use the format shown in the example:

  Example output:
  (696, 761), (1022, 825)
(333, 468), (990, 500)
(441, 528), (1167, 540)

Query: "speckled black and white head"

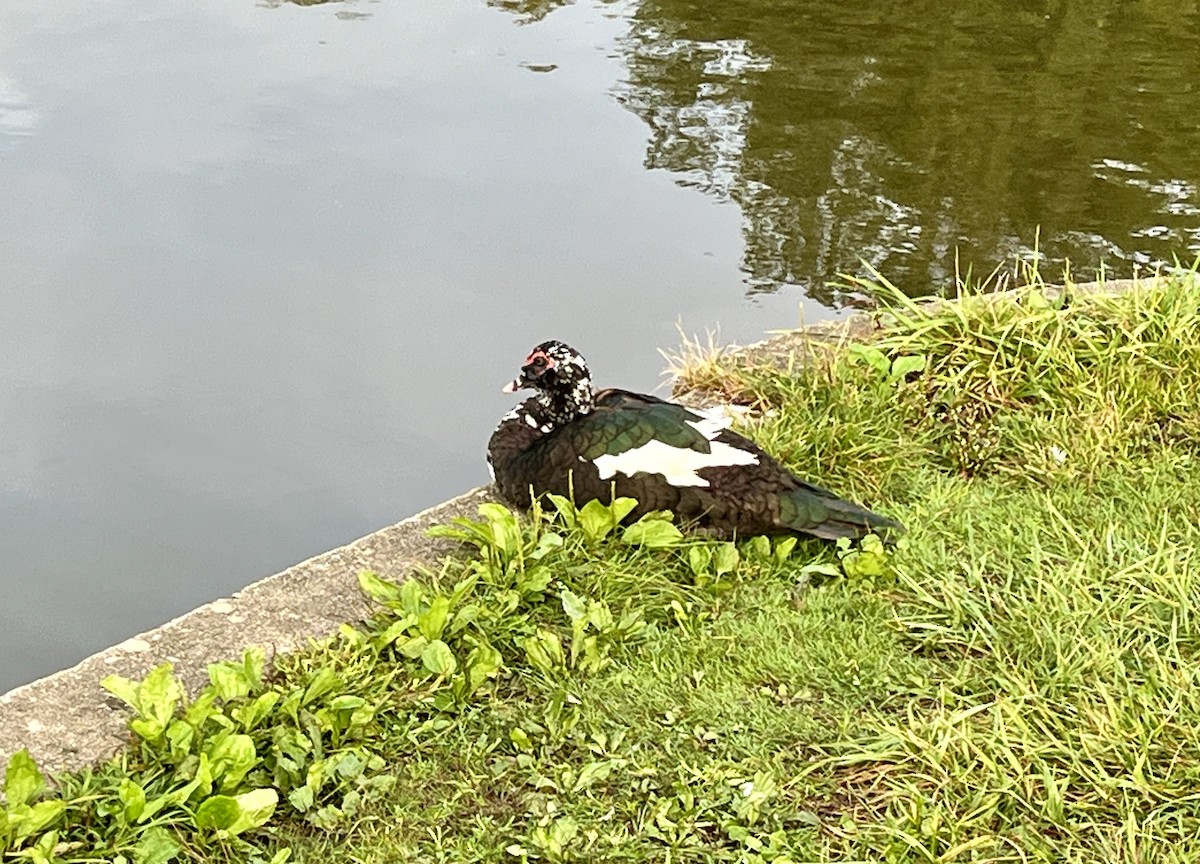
(502, 340), (595, 425)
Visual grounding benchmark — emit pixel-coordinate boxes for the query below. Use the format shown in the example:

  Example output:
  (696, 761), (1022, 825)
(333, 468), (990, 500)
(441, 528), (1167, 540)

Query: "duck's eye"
(532, 356), (547, 369)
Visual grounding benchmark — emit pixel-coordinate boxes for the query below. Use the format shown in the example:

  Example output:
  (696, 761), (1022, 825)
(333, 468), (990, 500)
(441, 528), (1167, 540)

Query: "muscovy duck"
(487, 340), (903, 540)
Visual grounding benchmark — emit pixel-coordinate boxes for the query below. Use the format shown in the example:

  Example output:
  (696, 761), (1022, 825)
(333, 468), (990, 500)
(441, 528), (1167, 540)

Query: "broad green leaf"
(687, 546), (712, 576)
(182, 691), (217, 729)
(287, 786), (315, 812)
(846, 343), (890, 376)
(608, 497), (639, 524)
(773, 537), (798, 563)
(301, 667), (339, 706)
(523, 630), (565, 674)
(572, 759), (614, 792)
(861, 533), (886, 556)
(100, 675), (141, 711)
(123, 664), (184, 742)
(543, 815), (579, 855)
(560, 588), (587, 622)
(30, 830), (59, 864)
(194, 795), (240, 831)
(510, 727), (532, 751)
(516, 564), (552, 597)
(841, 547), (888, 580)
(5, 796), (65, 844)
(232, 691), (280, 732)
(4, 749), (44, 807)
(195, 788), (277, 836)
(465, 642), (503, 691)
(545, 493), (577, 530)
(418, 596), (451, 641)
(421, 640), (457, 676)
(164, 719), (194, 756)
(376, 619), (410, 647)
(208, 662), (251, 702)
(159, 752), (213, 811)
(331, 751), (365, 779)
(798, 562), (841, 580)
(713, 543), (740, 575)
(129, 717), (162, 743)
(241, 648), (265, 690)
(529, 531), (564, 560)
(479, 502), (521, 557)
(15, 800), (65, 838)
(745, 535), (771, 561)
(585, 600), (614, 633)
(621, 518), (684, 548)
(357, 570), (400, 604)
(139, 663), (185, 727)
(206, 733), (257, 792)
(118, 778), (147, 822)
(134, 826), (180, 864)
(329, 695), (366, 712)
(478, 501), (519, 526)
(448, 603), (480, 634)
(888, 354), (927, 382)
(230, 788), (278, 835)
(578, 499), (617, 543)
(398, 634), (429, 659)
(399, 579), (425, 616)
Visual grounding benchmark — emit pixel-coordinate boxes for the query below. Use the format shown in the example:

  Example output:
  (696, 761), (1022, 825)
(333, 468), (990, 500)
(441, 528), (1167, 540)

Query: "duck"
(486, 340), (903, 541)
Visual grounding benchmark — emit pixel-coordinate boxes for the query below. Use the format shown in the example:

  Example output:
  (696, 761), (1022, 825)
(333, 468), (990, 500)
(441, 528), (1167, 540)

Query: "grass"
(5, 269), (1200, 863)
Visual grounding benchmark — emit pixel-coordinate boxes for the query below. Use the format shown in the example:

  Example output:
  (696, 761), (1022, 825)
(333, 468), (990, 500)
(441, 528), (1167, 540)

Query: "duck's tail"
(778, 483), (905, 541)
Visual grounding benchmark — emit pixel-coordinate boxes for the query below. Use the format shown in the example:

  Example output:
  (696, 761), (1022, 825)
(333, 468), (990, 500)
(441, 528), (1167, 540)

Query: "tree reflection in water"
(495, 0), (1200, 305)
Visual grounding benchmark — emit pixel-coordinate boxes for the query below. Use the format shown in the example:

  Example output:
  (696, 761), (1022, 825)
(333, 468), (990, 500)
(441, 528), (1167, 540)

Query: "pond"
(1, 0), (1197, 692)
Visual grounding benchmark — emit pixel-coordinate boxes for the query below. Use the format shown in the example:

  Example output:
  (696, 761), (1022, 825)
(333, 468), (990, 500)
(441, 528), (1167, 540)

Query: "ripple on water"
(0, 76), (39, 145)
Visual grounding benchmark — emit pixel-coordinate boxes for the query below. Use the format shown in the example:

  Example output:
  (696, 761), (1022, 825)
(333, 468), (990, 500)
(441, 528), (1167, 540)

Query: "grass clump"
(673, 269), (1200, 860)
(5, 270), (1200, 862)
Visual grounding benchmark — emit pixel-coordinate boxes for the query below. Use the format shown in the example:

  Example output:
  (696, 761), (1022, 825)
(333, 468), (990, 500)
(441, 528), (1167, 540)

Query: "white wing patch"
(591, 415), (758, 487)
(687, 407), (734, 440)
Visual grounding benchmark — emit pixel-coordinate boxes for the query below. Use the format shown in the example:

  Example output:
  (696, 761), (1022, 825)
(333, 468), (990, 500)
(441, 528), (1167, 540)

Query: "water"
(616, 0), (1200, 299)
(2, 0), (1197, 692)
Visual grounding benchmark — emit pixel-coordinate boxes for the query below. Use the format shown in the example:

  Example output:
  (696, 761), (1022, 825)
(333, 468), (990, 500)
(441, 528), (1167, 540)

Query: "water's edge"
(0, 487), (497, 777)
(0, 277), (1160, 777)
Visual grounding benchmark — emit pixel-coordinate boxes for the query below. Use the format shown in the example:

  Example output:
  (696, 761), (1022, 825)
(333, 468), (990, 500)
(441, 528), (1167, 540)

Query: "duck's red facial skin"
(502, 349), (558, 393)
(501, 340), (589, 396)
(522, 350), (556, 377)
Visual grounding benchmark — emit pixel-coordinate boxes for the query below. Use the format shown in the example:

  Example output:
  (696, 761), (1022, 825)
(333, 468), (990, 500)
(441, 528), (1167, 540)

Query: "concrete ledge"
(0, 487), (496, 777)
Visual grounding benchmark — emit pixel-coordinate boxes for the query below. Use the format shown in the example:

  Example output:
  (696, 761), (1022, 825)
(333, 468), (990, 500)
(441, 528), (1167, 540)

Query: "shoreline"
(0, 274), (1167, 778)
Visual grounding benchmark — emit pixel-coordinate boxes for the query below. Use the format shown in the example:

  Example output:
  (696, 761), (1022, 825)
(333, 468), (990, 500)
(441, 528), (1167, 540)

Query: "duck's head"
(503, 340), (595, 421)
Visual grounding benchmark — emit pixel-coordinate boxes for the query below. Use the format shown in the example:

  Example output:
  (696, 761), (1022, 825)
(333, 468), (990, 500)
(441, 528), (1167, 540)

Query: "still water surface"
(2, 0), (1197, 691)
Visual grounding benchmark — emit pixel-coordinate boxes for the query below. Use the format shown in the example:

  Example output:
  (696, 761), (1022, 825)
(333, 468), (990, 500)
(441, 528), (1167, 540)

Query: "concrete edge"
(0, 272), (1186, 778)
(0, 486), (496, 777)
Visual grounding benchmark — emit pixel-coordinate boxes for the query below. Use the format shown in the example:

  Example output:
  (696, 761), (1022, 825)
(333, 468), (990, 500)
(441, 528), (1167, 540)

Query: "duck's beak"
(504, 360), (548, 393)
(502, 374), (530, 394)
